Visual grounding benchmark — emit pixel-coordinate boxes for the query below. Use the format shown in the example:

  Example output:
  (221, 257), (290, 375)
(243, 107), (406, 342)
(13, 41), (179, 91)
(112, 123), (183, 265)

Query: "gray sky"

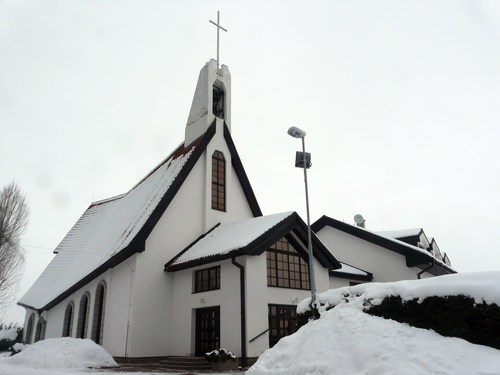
(2, 0), (500, 324)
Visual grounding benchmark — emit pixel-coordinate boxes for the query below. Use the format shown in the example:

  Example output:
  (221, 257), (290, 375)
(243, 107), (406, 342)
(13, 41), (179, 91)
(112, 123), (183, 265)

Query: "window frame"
(266, 236), (310, 290)
(211, 150), (226, 212)
(194, 266), (221, 293)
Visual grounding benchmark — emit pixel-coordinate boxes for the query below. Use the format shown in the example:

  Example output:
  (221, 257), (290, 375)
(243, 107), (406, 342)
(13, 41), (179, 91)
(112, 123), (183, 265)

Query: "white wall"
(39, 268), (116, 350)
(169, 258), (242, 356)
(317, 226), (428, 282)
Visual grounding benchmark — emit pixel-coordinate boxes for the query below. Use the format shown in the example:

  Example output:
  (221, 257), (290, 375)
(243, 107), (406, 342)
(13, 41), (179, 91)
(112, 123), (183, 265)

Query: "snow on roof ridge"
(376, 228), (423, 238)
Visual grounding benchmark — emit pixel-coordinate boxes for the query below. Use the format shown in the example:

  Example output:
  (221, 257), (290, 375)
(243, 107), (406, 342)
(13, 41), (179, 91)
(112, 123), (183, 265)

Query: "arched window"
(34, 319), (42, 342)
(76, 293), (91, 339)
(211, 151), (225, 211)
(62, 302), (74, 337)
(91, 281), (106, 345)
(25, 313), (35, 344)
(34, 317), (46, 342)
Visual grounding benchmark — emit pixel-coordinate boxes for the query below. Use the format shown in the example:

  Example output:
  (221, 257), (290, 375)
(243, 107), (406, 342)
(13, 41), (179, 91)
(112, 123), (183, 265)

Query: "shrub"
(204, 348), (237, 363)
(365, 294), (500, 350)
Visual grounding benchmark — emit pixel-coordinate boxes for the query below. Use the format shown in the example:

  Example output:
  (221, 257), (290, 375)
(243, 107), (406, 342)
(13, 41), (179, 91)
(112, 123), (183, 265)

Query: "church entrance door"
(195, 306), (220, 356)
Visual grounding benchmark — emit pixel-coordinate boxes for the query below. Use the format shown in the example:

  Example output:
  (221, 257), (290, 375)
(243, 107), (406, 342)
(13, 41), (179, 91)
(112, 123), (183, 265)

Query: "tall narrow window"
(77, 293), (90, 339)
(212, 151), (225, 211)
(25, 313), (35, 344)
(62, 302), (74, 337)
(267, 236), (310, 290)
(34, 320), (42, 342)
(91, 282), (106, 345)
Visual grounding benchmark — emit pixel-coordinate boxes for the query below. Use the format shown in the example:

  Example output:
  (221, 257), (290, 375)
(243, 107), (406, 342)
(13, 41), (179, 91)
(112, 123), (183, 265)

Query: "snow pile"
(1, 338), (117, 369)
(247, 304), (500, 375)
(0, 328), (18, 341)
(298, 271), (500, 314)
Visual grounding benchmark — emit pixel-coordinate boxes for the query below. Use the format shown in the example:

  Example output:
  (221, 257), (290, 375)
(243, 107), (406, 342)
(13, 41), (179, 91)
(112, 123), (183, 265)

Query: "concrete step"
(158, 356), (211, 371)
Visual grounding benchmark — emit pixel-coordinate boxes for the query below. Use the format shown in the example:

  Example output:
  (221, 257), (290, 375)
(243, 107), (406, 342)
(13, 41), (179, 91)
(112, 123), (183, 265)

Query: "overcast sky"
(2, 0), (500, 324)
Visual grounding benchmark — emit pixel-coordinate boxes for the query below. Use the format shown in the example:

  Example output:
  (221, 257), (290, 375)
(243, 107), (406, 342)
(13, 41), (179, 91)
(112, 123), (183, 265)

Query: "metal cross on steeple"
(209, 11), (227, 70)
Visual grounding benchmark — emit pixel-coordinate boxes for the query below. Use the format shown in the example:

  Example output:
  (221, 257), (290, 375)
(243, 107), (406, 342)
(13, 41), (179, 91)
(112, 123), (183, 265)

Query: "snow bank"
(298, 271), (500, 314)
(0, 338), (117, 369)
(247, 305), (500, 375)
(0, 328), (19, 341)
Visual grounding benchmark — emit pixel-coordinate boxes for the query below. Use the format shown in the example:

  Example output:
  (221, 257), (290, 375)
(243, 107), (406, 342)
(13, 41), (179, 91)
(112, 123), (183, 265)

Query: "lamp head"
(287, 126), (306, 139)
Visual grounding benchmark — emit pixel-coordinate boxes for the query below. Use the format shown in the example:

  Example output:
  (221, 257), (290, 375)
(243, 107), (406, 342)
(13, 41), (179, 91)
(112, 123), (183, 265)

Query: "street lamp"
(287, 126), (316, 303)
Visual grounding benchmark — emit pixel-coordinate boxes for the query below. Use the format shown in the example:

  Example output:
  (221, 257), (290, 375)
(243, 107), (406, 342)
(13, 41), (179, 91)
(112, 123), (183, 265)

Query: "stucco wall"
(317, 226), (425, 282)
(169, 258), (242, 356)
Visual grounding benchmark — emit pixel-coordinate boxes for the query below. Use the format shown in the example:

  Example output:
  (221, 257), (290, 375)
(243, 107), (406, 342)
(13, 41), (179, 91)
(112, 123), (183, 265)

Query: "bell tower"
(184, 59), (231, 146)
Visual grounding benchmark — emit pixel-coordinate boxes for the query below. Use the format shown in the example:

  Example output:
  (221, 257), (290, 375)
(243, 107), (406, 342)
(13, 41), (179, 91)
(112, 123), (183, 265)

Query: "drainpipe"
(417, 260), (434, 279)
(231, 257), (247, 368)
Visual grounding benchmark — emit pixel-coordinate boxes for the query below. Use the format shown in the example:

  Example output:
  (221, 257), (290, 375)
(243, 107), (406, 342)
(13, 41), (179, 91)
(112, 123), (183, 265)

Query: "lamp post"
(287, 126), (316, 304)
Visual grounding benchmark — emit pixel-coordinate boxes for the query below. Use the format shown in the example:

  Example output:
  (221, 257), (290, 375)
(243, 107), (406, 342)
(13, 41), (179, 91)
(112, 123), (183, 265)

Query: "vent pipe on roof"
(354, 214), (365, 228)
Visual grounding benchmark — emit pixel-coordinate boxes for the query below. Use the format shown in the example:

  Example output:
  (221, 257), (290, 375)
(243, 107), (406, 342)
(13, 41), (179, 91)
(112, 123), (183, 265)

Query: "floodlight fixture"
(287, 126), (306, 139)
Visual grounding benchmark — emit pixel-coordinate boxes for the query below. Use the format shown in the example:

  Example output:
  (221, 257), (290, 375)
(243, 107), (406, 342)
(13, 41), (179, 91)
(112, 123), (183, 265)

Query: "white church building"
(18, 59), (455, 363)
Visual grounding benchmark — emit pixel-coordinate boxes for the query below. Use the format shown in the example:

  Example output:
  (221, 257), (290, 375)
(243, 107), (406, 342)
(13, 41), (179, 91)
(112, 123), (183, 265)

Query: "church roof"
(18, 140), (198, 310)
(19, 122), (263, 311)
(312, 216), (455, 276)
(165, 211), (341, 271)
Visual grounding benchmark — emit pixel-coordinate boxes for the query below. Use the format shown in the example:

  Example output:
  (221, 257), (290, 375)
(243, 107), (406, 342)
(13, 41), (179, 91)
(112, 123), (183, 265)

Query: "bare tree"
(0, 182), (29, 317)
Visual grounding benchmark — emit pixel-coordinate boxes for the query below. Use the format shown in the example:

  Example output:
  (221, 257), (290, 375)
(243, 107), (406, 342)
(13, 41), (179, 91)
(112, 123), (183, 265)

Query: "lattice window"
(267, 237), (310, 290)
(195, 266), (221, 293)
(211, 151), (225, 211)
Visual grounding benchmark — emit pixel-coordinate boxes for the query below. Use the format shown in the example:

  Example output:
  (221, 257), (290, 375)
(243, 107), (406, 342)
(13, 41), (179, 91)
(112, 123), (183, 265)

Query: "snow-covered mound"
(298, 271), (500, 313)
(0, 328), (19, 341)
(247, 305), (500, 375)
(1, 338), (117, 369)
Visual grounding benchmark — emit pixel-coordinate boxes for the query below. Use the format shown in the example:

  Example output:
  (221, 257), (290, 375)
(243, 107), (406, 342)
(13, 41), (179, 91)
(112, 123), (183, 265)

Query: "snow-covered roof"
(19, 142), (197, 310)
(166, 211), (342, 271)
(375, 228), (422, 239)
(330, 262), (373, 281)
(167, 212), (295, 268)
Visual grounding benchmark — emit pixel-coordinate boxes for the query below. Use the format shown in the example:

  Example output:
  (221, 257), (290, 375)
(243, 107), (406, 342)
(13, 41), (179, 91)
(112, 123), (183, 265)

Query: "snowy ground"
(250, 272), (500, 375)
(0, 338), (245, 375)
(2, 272), (500, 375)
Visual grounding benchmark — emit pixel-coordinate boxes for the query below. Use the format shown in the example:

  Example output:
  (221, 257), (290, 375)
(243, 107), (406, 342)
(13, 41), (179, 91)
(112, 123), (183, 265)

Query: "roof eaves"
(164, 222), (221, 271)
(329, 270), (374, 282)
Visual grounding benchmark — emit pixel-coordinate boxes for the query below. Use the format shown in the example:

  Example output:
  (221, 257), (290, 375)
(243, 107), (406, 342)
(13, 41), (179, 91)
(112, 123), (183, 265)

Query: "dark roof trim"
(18, 240), (146, 311)
(312, 215), (456, 275)
(164, 222), (221, 270)
(224, 123), (262, 217)
(329, 263), (374, 281)
(165, 212), (341, 272)
(29, 123), (217, 312)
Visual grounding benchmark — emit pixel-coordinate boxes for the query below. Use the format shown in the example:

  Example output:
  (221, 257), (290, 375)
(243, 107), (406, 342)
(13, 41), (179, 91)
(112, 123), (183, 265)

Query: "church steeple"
(185, 59), (231, 146)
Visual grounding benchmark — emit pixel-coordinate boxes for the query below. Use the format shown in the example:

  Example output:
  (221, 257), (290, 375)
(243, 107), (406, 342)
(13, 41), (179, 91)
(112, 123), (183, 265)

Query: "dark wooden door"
(195, 306), (220, 356)
(268, 304), (297, 348)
